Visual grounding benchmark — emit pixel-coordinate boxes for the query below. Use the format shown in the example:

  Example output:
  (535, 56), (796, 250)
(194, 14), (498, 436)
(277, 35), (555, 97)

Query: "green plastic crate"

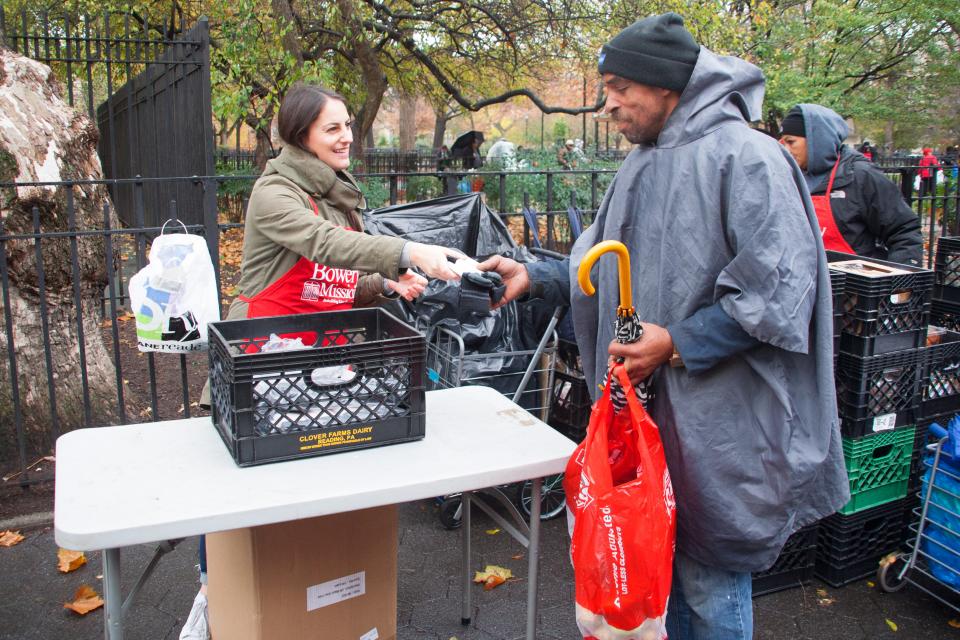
(838, 425), (915, 515)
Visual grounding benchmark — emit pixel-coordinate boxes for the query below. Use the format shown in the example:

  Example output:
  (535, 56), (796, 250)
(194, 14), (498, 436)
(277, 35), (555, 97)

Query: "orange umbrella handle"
(577, 240), (633, 314)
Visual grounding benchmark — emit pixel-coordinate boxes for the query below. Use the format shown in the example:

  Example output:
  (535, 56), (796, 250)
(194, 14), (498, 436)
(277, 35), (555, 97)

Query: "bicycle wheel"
(516, 473), (566, 521)
(438, 496), (463, 530)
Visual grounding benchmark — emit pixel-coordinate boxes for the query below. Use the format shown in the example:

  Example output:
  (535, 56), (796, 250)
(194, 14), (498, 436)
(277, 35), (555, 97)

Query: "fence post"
(32, 205), (60, 442)
(202, 177), (222, 313)
(546, 172), (555, 251)
(0, 213), (29, 482)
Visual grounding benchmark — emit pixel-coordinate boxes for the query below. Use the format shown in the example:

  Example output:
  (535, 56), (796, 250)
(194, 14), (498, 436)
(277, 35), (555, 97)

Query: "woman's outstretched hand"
(386, 272), (428, 301)
(407, 242), (465, 280)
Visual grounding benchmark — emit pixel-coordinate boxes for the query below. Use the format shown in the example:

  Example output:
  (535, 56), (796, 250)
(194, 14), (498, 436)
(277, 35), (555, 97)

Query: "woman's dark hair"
(277, 83), (347, 151)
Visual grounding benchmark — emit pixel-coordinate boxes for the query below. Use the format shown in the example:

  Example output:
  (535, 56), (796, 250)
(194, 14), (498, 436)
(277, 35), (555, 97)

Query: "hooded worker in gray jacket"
(779, 103), (922, 266)
(479, 13), (849, 640)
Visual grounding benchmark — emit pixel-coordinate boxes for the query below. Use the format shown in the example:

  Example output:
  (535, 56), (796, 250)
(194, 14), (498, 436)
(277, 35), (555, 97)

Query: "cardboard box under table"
(53, 386), (574, 640)
(208, 506), (398, 640)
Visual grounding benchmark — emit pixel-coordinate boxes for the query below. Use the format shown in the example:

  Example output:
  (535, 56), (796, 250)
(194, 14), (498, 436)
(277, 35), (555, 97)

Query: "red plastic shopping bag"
(563, 366), (676, 639)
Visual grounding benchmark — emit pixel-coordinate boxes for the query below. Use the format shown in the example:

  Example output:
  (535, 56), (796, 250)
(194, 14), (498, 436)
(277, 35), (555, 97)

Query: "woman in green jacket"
(184, 84), (461, 640)
(228, 83), (460, 322)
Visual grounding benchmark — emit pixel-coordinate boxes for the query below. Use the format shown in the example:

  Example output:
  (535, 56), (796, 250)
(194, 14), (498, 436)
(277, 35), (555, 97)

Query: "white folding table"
(54, 386), (576, 640)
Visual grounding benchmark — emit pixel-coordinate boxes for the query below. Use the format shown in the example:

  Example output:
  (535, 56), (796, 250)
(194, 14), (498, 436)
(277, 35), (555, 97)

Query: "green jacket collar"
(265, 145), (365, 212)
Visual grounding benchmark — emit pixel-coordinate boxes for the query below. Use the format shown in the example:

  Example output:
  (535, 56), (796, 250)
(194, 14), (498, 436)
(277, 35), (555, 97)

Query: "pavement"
(2, 495), (960, 640)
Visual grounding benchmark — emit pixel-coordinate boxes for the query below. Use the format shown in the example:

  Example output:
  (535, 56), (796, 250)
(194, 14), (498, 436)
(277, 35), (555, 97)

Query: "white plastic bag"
(129, 226), (220, 353)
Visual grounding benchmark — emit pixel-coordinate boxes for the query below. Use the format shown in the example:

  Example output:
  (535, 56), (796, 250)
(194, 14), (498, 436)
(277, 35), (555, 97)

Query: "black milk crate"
(208, 308), (427, 467)
(827, 251), (932, 356)
(815, 498), (907, 587)
(549, 370), (592, 442)
(934, 236), (960, 303)
(830, 268), (846, 334)
(931, 297), (960, 333)
(835, 348), (923, 438)
(908, 421), (931, 495)
(922, 327), (960, 419)
(752, 524), (818, 597)
(830, 269), (846, 359)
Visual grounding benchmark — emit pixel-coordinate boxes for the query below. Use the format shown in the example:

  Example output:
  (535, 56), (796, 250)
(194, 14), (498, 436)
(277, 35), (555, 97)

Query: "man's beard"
(614, 112), (664, 145)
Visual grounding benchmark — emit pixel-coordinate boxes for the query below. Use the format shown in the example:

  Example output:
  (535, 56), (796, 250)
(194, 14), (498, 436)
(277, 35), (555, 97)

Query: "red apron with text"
(239, 198), (359, 349)
(812, 159), (856, 254)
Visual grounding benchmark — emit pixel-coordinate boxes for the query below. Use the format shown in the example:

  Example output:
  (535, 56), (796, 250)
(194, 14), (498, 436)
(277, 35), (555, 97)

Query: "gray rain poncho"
(570, 48), (849, 572)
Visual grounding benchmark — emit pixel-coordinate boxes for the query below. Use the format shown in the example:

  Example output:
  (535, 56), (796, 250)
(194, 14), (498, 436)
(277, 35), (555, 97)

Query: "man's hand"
(608, 323), (674, 385)
(407, 242), (465, 280)
(476, 255), (531, 309)
(386, 272), (427, 301)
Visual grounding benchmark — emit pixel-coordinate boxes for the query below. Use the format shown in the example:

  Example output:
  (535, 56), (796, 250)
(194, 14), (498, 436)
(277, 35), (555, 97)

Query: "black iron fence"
(215, 147), (632, 174)
(1, 7), (214, 228)
(1, 163), (958, 487)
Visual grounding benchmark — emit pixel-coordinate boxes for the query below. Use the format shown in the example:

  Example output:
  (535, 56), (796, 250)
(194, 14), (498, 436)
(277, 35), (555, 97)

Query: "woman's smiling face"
(304, 99), (353, 170)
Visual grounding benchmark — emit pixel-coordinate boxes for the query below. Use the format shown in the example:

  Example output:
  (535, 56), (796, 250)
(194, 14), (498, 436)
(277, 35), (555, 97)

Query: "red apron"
(811, 159), (856, 254)
(239, 198), (359, 348)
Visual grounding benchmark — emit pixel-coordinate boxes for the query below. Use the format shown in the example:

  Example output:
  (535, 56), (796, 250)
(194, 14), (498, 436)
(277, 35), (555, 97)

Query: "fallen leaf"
(473, 564), (513, 591)
(117, 312), (135, 322)
(483, 574), (505, 590)
(511, 554), (524, 560)
(58, 549), (87, 573)
(0, 530), (25, 547)
(815, 588), (835, 606)
(867, 580), (875, 588)
(63, 585), (104, 615)
(485, 528), (501, 535)
(886, 619), (898, 632)
(949, 619), (960, 628)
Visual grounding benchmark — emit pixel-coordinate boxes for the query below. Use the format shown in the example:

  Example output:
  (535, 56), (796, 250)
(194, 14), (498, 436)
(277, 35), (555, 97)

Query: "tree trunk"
(432, 111), (448, 151)
(398, 91), (417, 152)
(339, 0), (386, 163)
(0, 50), (123, 459)
(247, 105), (276, 173)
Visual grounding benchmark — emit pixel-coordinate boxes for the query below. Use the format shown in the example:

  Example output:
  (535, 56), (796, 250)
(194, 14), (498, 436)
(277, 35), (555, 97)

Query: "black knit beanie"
(597, 13), (700, 93)
(780, 107), (806, 137)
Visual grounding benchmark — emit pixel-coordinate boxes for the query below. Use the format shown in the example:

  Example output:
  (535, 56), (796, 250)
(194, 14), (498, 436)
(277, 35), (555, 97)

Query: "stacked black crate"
(911, 237), (960, 536)
(749, 270), (847, 596)
(815, 252), (932, 586)
(548, 340), (591, 443)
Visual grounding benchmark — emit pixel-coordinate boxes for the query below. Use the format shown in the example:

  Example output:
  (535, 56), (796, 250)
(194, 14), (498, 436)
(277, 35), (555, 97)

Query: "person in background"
(183, 83), (463, 640)
(919, 146), (942, 201)
(557, 139), (577, 169)
(481, 13), (848, 639)
(858, 140), (874, 161)
(779, 104), (922, 266)
(436, 144), (450, 170)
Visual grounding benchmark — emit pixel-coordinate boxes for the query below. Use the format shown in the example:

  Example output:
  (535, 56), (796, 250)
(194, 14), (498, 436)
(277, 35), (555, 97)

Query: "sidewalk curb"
(0, 510), (54, 531)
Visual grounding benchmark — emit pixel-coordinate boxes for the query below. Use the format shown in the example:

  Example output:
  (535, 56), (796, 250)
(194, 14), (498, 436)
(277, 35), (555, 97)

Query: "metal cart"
(878, 422), (960, 610)
(426, 307), (568, 529)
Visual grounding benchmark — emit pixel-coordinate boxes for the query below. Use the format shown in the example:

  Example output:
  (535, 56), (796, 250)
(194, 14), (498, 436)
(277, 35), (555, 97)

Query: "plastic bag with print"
(563, 365), (676, 640)
(129, 224), (220, 353)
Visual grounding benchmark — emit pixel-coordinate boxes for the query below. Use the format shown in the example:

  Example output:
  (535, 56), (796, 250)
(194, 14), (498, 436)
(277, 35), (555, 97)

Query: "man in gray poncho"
(480, 13), (849, 640)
